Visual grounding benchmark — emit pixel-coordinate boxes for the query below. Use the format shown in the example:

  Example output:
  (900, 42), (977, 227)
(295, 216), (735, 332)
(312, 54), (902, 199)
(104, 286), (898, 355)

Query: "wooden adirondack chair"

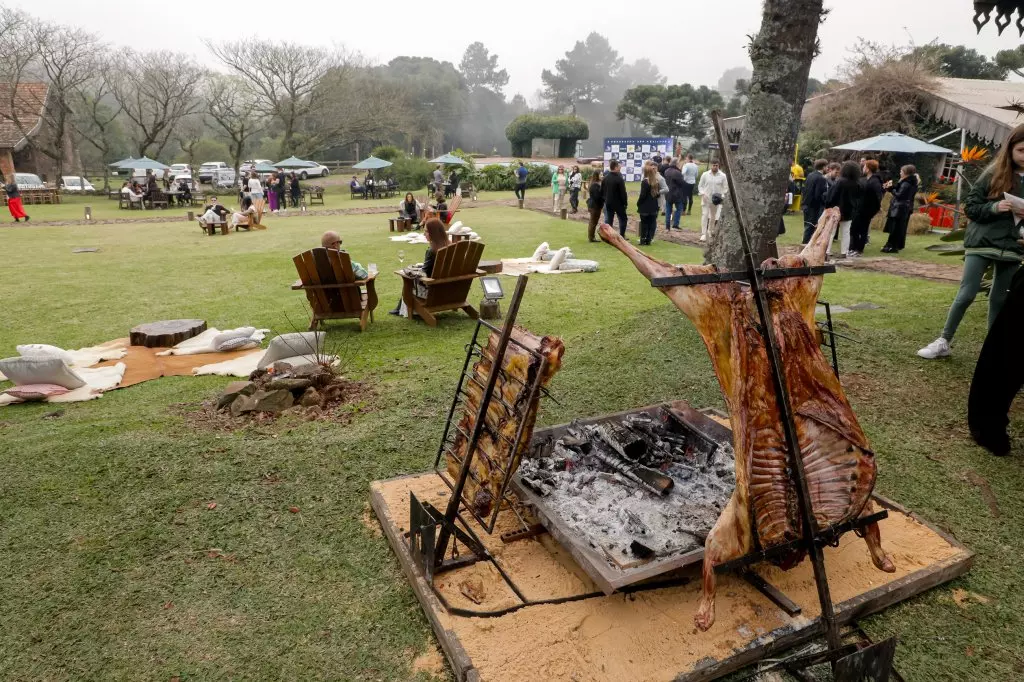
(234, 199), (267, 231)
(396, 240), (485, 327)
(292, 247), (378, 331)
(421, 194), (462, 226)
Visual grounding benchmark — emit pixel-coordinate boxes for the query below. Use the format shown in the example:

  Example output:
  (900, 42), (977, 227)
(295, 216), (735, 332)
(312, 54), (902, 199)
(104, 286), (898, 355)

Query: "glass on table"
(397, 249), (405, 266)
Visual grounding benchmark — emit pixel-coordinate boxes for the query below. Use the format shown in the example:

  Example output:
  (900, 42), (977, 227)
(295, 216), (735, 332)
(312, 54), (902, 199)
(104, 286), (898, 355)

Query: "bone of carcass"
(446, 326), (564, 519)
(598, 208), (896, 631)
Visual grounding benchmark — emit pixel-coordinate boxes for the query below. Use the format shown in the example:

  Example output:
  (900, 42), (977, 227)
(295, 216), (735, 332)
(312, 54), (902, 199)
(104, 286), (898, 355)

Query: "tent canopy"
(429, 153), (467, 165)
(109, 156), (136, 167)
(274, 156), (317, 168)
(251, 162), (279, 173)
(832, 131), (952, 154)
(112, 156), (168, 170)
(352, 156), (394, 170)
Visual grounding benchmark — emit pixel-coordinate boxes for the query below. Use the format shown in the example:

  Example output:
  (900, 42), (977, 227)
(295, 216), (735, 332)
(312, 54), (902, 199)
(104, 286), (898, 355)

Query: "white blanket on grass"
(191, 352), (338, 378)
(155, 327), (269, 356)
(0, 342), (127, 381)
(0, 363), (126, 406)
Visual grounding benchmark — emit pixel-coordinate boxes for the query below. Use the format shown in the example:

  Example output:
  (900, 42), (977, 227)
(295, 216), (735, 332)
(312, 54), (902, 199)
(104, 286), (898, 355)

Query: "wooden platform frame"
(371, 473), (972, 682)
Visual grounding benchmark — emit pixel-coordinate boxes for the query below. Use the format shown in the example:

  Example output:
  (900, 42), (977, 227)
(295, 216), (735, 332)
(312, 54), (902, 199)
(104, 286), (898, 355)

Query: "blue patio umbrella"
(832, 132), (952, 154)
(112, 156), (169, 170)
(274, 156), (317, 168)
(352, 156), (394, 170)
(429, 153), (467, 165)
(109, 156), (136, 168)
(252, 162), (279, 173)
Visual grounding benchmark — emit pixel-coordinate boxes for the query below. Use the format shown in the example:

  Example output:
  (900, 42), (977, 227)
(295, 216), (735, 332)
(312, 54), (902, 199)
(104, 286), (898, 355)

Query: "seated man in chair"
(200, 196), (229, 224)
(349, 176), (364, 196)
(321, 231), (368, 279)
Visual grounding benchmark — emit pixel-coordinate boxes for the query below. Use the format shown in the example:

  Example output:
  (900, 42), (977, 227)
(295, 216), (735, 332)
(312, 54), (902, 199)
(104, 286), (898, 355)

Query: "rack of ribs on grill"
(446, 325), (564, 520)
(599, 208), (895, 631)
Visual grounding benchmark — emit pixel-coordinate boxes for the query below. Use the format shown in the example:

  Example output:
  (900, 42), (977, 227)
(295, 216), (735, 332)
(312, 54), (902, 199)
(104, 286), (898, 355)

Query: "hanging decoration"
(974, 1), (1024, 35)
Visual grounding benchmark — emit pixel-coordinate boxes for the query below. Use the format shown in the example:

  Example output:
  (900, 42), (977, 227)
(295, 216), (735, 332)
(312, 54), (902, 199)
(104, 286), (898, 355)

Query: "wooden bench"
(461, 182), (477, 201)
(148, 191), (169, 209)
(307, 186), (325, 205)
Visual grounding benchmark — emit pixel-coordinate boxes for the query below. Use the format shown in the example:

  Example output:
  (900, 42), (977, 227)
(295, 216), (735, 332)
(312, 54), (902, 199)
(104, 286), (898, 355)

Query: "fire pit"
(512, 401), (735, 593)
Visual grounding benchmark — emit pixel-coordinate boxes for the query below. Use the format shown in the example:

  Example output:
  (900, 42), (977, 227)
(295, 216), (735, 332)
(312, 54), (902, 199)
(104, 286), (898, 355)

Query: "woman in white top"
(247, 174), (264, 200)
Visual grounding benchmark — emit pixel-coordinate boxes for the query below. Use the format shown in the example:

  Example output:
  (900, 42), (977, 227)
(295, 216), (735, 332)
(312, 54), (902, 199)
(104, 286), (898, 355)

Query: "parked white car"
(213, 168), (237, 188)
(279, 162), (330, 179)
(198, 162), (228, 183)
(169, 163), (191, 176)
(14, 172), (45, 189)
(61, 176), (96, 193)
(240, 159), (273, 173)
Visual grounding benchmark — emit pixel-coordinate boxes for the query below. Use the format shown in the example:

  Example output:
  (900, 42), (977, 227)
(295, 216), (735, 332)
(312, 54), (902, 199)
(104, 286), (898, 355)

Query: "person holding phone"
(918, 124), (1024, 359)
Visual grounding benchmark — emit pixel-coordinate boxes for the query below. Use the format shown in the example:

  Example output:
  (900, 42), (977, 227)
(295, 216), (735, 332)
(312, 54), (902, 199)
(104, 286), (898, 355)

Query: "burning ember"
(518, 409), (735, 567)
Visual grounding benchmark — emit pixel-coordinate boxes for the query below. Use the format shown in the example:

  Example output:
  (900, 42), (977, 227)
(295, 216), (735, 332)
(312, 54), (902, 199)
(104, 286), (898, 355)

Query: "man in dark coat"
(802, 158), (829, 244)
(601, 159), (629, 237)
(663, 160), (686, 231)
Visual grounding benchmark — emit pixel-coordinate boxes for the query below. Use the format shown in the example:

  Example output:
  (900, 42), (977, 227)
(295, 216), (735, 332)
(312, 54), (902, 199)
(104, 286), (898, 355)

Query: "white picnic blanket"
(390, 233), (429, 244)
(0, 341), (127, 381)
(155, 327), (268, 356)
(192, 353), (338, 378)
(0, 363), (126, 406)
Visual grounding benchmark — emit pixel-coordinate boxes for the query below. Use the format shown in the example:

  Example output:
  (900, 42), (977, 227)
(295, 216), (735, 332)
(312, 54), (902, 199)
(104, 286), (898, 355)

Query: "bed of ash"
(518, 412), (736, 566)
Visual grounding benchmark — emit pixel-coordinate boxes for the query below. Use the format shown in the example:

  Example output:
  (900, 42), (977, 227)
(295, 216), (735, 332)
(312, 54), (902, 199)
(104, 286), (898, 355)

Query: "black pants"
(514, 183), (526, 200)
(802, 206), (822, 244)
(849, 212), (874, 253)
(605, 206), (628, 236)
(682, 182), (694, 212)
(569, 188), (580, 212)
(883, 213), (910, 250)
(638, 213), (658, 245)
(969, 268), (1024, 452)
(291, 193), (300, 208)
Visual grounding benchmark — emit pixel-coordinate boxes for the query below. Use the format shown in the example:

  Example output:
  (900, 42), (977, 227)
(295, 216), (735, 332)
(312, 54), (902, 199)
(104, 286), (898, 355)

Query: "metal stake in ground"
(709, 110), (843, 656)
(434, 275), (530, 561)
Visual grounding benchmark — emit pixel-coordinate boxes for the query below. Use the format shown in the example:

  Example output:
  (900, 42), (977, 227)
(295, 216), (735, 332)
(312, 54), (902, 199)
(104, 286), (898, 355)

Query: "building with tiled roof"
(0, 82), (75, 183)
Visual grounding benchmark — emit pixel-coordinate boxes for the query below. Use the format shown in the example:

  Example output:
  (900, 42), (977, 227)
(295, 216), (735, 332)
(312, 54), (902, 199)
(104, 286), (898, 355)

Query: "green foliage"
(370, 145), (403, 162)
(474, 163), (552, 191)
(390, 155), (434, 190)
(796, 131), (834, 170)
(174, 138), (230, 165)
(459, 42), (509, 95)
(541, 32), (624, 111)
(909, 43), (1007, 80)
(616, 84), (724, 140)
(505, 114), (590, 146)
(996, 45), (1024, 78)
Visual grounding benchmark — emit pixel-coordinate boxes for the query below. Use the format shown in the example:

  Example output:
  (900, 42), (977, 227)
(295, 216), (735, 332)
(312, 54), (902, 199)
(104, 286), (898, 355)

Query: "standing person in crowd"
(801, 159), (829, 243)
(276, 172), (287, 210)
(655, 161), (669, 218)
(601, 159), (629, 237)
(681, 154), (699, 215)
(586, 170), (604, 242)
(448, 168), (460, 197)
(658, 156), (671, 176)
(551, 165), (567, 213)
(567, 165), (583, 214)
(5, 178), (28, 222)
(849, 159), (883, 257)
(879, 165), (919, 254)
(289, 172), (301, 208)
(664, 159), (686, 231)
(697, 161), (728, 242)
(267, 173), (279, 212)
(824, 161), (863, 258)
(918, 125), (1024, 359)
(432, 165), (444, 195)
(514, 161), (528, 202)
(247, 172), (264, 201)
(637, 163), (661, 246)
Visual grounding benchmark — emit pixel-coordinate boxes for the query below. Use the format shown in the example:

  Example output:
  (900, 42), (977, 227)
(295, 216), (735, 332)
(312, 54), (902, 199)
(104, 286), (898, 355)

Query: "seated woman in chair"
(388, 218), (450, 315)
(230, 195), (258, 229)
(398, 192), (422, 225)
(432, 192), (449, 224)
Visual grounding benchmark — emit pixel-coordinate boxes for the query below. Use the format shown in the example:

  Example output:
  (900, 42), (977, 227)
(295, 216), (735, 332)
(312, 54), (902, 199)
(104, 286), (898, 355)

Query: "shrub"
(371, 145), (403, 162)
(505, 114), (589, 154)
(474, 163), (553, 191)
(391, 156), (434, 191)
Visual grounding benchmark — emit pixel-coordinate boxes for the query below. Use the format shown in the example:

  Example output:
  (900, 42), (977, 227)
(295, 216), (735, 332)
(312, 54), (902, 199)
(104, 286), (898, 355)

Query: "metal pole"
(435, 275), (530, 559)
(710, 111), (843, 656)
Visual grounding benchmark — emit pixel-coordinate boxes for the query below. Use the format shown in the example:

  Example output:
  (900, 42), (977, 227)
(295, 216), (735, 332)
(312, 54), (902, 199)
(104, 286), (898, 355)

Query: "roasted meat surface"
(446, 326), (564, 519)
(599, 208), (895, 630)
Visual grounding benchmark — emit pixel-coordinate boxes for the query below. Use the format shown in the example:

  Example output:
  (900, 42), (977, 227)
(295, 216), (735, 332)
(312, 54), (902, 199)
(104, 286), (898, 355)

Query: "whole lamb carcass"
(598, 208), (895, 631)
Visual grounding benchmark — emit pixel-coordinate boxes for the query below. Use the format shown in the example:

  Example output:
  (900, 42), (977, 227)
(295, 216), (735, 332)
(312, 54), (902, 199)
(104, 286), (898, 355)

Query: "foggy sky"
(9, 0), (1021, 99)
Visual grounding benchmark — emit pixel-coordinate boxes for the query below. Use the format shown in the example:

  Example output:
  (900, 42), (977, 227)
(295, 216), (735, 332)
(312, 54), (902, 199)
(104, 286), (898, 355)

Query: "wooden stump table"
(389, 218), (411, 232)
(130, 319), (207, 347)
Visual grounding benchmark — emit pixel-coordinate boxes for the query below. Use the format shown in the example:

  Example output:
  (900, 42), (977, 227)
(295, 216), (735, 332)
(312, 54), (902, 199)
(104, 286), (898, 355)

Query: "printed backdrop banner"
(603, 137), (673, 182)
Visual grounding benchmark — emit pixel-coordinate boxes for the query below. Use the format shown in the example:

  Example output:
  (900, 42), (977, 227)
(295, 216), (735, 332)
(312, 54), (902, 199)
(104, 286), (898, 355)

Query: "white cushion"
(547, 247), (569, 272)
(0, 356), (86, 389)
(216, 336), (259, 352)
(447, 221), (464, 232)
(531, 242), (550, 261)
(16, 344), (75, 364)
(541, 247), (574, 261)
(212, 327), (257, 350)
(257, 332), (324, 370)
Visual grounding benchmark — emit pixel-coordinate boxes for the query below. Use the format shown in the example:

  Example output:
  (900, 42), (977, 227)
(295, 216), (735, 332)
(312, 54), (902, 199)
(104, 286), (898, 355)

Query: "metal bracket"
(835, 637), (898, 682)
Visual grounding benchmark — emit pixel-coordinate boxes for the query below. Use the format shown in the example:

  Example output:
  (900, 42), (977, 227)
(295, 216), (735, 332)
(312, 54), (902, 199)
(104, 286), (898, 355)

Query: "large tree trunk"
(706, 0), (824, 270)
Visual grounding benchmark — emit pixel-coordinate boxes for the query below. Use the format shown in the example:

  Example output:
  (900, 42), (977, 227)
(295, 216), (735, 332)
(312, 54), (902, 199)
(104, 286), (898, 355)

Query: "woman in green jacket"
(919, 125), (1024, 359)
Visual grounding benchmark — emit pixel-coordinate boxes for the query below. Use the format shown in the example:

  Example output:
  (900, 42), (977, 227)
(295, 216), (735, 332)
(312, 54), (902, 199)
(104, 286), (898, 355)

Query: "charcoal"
(630, 540), (656, 559)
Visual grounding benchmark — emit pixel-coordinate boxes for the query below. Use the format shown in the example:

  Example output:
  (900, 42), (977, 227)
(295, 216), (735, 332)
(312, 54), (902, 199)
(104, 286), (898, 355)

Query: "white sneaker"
(699, 234), (707, 242)
(917, 337), (951, 359)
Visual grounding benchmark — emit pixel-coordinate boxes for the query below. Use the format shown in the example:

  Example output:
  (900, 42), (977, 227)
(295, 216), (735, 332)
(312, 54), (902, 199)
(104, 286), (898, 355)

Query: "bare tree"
(205, 40), (350, 157)
(73, 60), (124, 191)
(0, 13), (96, 181)
(205, 74), (266, 181)
(707, 0), (827, 269)
(174, 115), (207, 172)
(110, 50), (206, 158)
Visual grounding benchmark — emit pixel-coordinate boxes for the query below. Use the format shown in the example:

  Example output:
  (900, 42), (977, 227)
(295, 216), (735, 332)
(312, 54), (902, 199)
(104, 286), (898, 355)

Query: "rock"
(251, 389), (294, 413)
(299, 387), (322, 407)
(291, 364), (332, 380)
(269, 361), (295, 374)
(217, 381), (256, 409)
(267, 377), (313, 392)
(230, 394), (256, 417)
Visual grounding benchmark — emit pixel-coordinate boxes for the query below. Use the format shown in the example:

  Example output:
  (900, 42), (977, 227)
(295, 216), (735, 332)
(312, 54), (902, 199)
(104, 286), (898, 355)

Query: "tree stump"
(130, 319), (207, 348)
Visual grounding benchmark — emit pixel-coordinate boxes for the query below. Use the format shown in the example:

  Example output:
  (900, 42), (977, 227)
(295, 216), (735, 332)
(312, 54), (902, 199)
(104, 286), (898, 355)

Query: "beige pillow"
(16, 344), (75, 364)
(0, 356), (86, 389)
(531, 242), (550, 261)
(547, 247), (569, 272)
(257, 332), (324, 370)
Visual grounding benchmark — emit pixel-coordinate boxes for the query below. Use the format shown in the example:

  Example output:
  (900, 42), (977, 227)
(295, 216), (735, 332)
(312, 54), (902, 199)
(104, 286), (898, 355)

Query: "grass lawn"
(1, 206), (1021, 680)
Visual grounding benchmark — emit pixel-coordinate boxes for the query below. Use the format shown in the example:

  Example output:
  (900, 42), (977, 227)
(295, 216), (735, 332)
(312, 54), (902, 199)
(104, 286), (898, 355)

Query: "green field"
(0, 206), (1019, 680)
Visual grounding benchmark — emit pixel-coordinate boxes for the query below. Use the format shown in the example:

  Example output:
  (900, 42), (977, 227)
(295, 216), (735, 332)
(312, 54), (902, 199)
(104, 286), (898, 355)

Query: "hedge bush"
(474, 163), (553, 192)
(390, 156), (435, 191)
(370, 145), (403, 162)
